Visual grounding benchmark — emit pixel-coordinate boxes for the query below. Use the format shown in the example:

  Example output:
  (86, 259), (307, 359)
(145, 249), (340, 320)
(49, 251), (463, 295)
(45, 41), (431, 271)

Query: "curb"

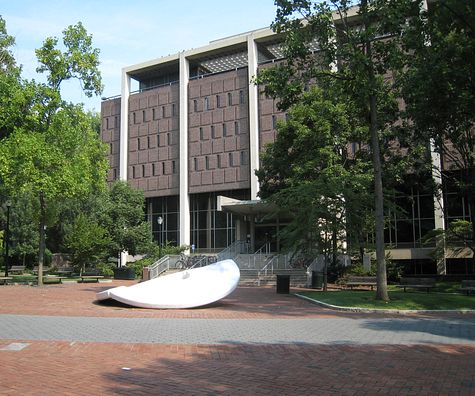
(294, 293), (475, 315)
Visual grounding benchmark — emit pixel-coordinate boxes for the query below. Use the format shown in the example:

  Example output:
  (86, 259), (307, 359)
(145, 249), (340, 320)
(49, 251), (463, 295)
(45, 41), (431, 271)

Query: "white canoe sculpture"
(96, 259), (240, 309)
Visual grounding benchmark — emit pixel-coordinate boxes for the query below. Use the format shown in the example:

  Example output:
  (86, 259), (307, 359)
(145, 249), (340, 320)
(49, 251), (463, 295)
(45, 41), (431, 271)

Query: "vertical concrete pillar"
(119, 71), (131, 267)
(431, 140), (446, 274)
(120, 71), (130, 181)
(249, 215), (256, 253)
(179, 53), (191, 248)
(247, 35), (260, 200)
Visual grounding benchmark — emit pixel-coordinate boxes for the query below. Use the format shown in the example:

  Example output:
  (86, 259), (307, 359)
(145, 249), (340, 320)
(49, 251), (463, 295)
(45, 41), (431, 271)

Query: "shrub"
(97, 262), (114, 278)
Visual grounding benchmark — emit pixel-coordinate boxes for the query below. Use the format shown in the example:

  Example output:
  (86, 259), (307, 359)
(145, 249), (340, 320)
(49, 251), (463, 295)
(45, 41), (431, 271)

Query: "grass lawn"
(299, 290), (475, 310)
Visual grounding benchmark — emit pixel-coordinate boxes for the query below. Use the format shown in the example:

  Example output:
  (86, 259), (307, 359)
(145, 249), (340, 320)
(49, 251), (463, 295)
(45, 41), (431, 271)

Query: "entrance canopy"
(217, 196), (279, 218)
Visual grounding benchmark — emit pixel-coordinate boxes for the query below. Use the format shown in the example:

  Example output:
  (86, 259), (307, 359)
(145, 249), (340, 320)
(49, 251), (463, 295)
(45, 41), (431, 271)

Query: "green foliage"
(97, 262), (114, 278)
(0, 20), (106, 283)
(257, 86), (373, 265)
(35, 22), (103, 97)
(400, 0), (475, 252)
(424, 219), (474, 262)
(300, 290), (475, 310)
(256, 0), (433, 300)
(129, 243), (188, 277)
(0, 16), (16, 73)
(64, 213), (111, 273)
(99, 181), (153, 258)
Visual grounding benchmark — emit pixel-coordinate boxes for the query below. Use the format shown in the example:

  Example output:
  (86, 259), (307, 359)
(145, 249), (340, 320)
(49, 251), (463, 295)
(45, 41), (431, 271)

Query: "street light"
(157, 216), (163, 259)
(4, 202), (11, 277)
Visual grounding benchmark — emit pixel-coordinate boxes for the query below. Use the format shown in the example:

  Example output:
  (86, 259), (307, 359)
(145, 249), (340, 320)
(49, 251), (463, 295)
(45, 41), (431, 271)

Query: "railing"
(188, 255), (216, 270)
(147, 256), (170, 280)
(217, 240), (249, 261)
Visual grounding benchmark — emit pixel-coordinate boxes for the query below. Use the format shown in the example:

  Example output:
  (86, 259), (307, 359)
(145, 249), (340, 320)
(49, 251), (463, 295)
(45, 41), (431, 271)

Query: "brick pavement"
(0, 281), (474, 395)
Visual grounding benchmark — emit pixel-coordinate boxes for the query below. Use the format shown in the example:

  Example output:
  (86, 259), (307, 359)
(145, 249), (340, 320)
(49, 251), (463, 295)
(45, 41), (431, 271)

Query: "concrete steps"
(239, 269), (308, 287)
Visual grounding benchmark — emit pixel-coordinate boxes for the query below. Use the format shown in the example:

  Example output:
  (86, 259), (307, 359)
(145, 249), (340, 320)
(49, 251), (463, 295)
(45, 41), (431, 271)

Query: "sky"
(1, 0), (278, 112)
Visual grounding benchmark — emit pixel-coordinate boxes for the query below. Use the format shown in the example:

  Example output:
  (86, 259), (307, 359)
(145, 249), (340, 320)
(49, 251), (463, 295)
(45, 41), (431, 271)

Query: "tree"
(0, 107), (108, 283)
(7, 193), (39, 268)
(400, 0), (475, 256)
(0, 22), (105, 285)
(99, 181), (152, 262)
(257, 86), (374, 289)
(0, 16), (16, 73)
(257, 0), (422, 300)
(64, 213), (111, 274)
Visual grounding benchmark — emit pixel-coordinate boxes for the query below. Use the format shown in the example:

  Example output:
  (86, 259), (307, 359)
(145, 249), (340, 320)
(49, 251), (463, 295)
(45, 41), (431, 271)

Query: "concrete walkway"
(1, 314), (474, 345)
(0, 282), (474, 395)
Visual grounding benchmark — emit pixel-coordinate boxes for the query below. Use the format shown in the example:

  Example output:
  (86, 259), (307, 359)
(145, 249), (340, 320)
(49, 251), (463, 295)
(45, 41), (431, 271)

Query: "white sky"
(1, 0), (277, 112)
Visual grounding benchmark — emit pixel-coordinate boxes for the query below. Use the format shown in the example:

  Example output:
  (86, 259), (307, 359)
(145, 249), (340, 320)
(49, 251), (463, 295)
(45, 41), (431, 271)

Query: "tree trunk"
(362, 0), (389, 301)
(37, 192), (46, 286)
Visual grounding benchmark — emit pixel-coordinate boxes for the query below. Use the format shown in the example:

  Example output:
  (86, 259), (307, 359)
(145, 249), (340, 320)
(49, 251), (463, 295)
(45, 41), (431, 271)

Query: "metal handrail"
(251, 242), (271, 268)
(217, 240), (248, 261)
(147, 256), (170, 279)
(188, 255), (212, 270)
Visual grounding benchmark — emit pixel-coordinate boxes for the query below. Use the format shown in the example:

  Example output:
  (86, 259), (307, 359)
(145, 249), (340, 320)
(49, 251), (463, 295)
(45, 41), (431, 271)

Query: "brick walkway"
(0, 281), (474, 395)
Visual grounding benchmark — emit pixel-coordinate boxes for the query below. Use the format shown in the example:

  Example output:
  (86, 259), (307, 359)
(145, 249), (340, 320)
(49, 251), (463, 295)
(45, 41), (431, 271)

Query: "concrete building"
(101, 24), (473, 275)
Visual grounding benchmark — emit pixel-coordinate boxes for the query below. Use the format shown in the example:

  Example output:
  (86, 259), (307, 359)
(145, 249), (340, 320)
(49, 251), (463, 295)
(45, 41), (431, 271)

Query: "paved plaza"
(0, 281), (474, 395)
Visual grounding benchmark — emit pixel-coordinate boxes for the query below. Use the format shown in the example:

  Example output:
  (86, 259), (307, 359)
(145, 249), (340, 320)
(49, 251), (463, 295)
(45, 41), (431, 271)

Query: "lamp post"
(157, 216), (163, 259)
(4, 202), (11, 277)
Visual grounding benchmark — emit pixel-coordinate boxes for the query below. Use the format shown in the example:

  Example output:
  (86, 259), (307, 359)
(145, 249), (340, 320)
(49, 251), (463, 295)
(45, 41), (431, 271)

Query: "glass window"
(239, 90), (244, 104)
(204, 97), (209, 111)
(228, 92), (232, 106)
(193, 100), (198, 112)
(216, 95), (220, 108)
(235, 121), (240, 135)
(223, 123), (227, 137)
(211, 125), (215, 139)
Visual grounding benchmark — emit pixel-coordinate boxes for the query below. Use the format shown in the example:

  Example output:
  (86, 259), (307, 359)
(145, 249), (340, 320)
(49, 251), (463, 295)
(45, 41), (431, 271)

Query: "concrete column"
(179, 53), (191, 248)
(120, 71), (130, 181)
(249, 215), (256, 253)
(247, 35), (260, 200)
(119, 72), (131, 266)
(431, 140), (446, 274)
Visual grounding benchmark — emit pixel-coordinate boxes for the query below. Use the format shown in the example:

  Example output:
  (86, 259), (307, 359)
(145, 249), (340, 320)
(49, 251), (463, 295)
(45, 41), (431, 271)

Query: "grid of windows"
(147, 196), (180, 246)
(385, 186), (435, 248)
(190, 190), (249, 252)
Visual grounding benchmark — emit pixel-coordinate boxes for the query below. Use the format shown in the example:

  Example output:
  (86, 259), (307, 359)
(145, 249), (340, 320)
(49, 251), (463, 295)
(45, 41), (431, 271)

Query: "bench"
(0, 277), (12, 285)
(55, 268), (74, 276)
(33, 267), (51, 275)
(9, 266), (25, 274)
(42, 275), (67, 284)
(78, 275), (104, 283)
(344, 276), (377, 290)
(396, 277), (436, 292)
(460, 280), (475, 295)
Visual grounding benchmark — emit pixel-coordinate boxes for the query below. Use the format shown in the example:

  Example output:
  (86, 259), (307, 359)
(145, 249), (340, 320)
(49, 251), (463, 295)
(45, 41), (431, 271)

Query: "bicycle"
(176, 253), (192, 269)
